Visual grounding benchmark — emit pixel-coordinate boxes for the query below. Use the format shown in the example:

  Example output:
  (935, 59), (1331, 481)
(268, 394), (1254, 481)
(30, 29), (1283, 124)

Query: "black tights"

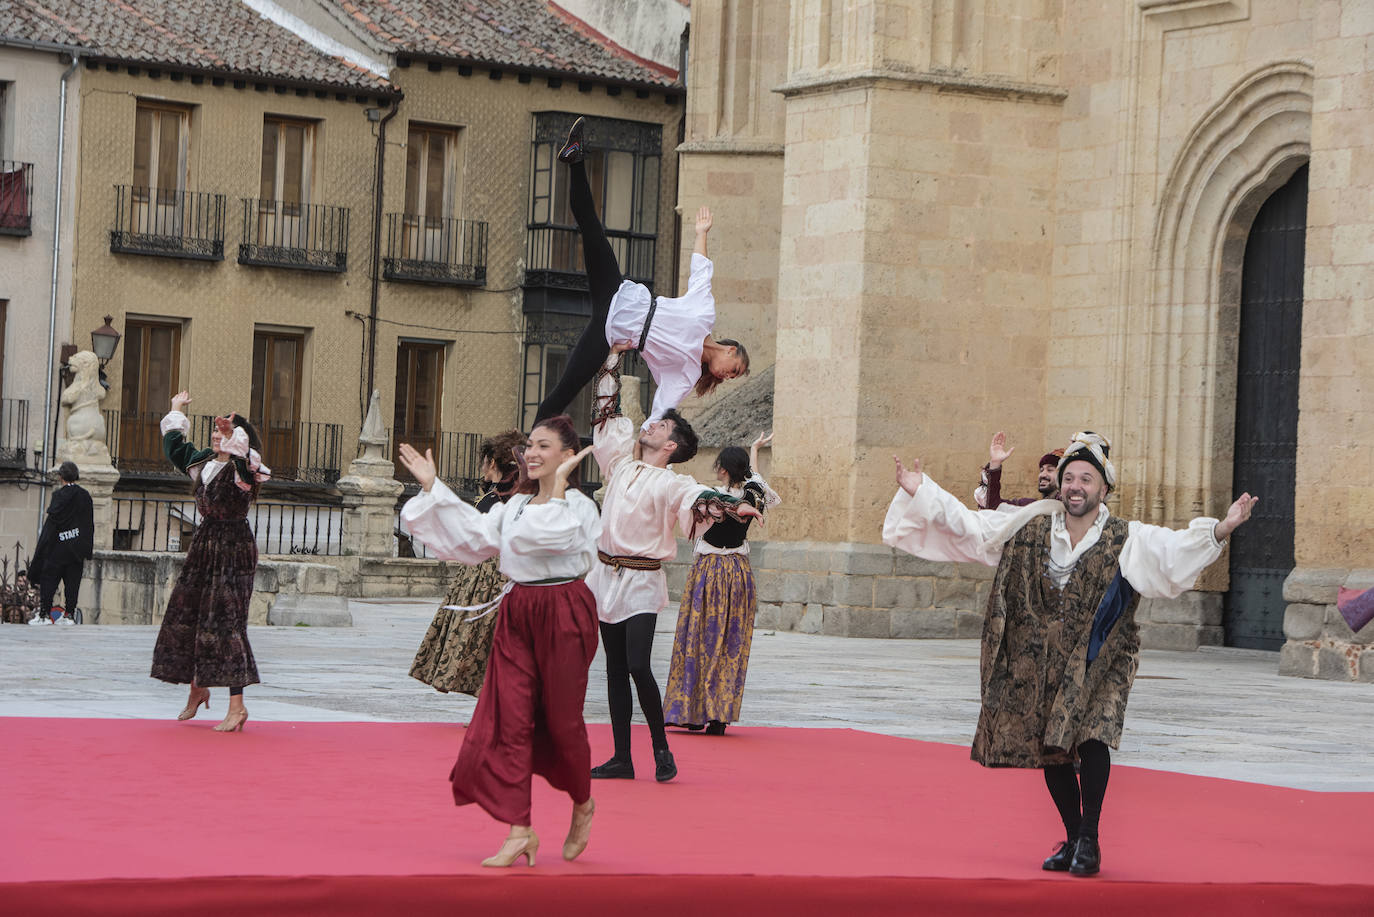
(535, 160), (624, 423)
(599, 615), (668, 762)
(1042, 740), (1111, 840)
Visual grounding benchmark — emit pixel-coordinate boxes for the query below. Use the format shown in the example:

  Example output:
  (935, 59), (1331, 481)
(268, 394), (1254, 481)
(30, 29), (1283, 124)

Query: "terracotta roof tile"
(324, 0), (679, 88)
(0, 0), (394, 93)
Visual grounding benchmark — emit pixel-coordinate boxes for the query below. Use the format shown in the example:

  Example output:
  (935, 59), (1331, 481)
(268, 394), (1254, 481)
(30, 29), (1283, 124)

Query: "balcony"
(391, 428), (483, 493)
(0, 399), (29, 469)
(523, 223), (655, 316)
(383, 214), (487, 286)
(238, 199), (349, 273)
(0, 161), (34, 236)
(110, 185), (226, 261)
(105, 411), (342, 485)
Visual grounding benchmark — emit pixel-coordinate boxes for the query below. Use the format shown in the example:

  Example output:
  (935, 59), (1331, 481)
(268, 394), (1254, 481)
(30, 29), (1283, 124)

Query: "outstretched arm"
(1120, 493), (1259, 599)
(692, 206), (712, 258)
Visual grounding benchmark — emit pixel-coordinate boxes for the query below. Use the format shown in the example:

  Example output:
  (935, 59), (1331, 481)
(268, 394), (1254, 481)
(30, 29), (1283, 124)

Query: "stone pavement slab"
(2, 598), (1371, 791)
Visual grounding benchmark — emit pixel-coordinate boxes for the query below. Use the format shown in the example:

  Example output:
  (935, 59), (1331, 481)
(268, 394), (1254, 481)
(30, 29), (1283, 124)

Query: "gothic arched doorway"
(1223, 163), (1308, 650)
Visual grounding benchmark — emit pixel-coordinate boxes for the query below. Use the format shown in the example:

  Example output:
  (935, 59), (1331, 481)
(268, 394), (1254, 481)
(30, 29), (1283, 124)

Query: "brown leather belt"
(597, 550), (662, 572)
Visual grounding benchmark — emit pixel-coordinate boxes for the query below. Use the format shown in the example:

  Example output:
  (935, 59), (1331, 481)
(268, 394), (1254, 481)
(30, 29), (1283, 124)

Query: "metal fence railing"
(0, 160), (34, 236)
(110, 185), (226, 260)
(383, 214), (487, 285)
(0, 398), (28, 468)
(112, 496), (344, 555)
(390, 428), (484, 493)
(238, 198), (349, 272)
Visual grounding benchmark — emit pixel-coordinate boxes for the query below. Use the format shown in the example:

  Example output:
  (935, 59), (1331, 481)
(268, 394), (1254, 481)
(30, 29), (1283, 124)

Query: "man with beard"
(883, 432), (1257, 877)
(974, 431), (1062, 509)
(587, 343), (759, 783)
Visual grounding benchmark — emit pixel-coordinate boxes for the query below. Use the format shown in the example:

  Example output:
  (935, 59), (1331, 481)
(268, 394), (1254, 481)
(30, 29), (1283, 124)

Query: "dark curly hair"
(661, 409), (699, 464)
(481, 429), (527, 497)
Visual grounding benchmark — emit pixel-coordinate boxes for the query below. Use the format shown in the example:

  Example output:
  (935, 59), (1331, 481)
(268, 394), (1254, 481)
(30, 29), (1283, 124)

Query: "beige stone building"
(675, 0), (1374, 679)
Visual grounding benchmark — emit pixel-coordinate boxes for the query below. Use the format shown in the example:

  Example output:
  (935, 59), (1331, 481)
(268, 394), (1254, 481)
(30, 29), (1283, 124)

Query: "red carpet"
(1, 718), (1369, 915)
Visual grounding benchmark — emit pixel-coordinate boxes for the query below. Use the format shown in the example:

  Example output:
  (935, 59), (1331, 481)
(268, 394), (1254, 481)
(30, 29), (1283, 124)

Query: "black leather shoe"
(704, 721), (727, 736)
(654, 747), (677, 783)
(557, 117), (586, 164)
(1069, 836), (1101, 876)
(1041, 838), (1075, 872)
(589, 757), (634, 780)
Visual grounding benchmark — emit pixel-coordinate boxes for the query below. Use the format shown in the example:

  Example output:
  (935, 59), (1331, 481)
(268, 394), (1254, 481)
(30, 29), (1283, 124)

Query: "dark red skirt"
(450, 580), (599, 826)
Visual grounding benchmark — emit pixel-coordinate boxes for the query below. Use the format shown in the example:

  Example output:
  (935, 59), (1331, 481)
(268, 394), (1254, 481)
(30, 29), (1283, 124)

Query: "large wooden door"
(1224, 164), (1307, 650)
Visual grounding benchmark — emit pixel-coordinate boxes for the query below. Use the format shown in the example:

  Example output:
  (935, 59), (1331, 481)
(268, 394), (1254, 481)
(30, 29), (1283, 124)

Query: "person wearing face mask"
(584, 346), (762, 783)
(534, 116), (750, 432)
(151, 391), (271, 733)
(974, 431), (1063, 510)
(663, 433), (779, 736)
(883, 432), (1258, 878)
(410, 429), (527, 696)
(399, 417), (601, 868)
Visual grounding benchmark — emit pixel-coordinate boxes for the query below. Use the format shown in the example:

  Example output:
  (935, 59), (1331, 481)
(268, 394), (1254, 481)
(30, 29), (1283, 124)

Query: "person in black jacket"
(28, 462), (94, 626)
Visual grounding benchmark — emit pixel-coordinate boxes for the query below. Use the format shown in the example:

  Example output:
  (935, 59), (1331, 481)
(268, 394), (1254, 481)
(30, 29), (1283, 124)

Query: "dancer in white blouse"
(534, 116), (750, 430)
(399, 415), (602, 868)
(883, 432), (1257, 877)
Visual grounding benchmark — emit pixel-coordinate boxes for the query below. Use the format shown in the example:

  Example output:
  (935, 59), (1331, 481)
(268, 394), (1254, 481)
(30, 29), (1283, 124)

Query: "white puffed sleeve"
(1120, 518), (1225, 599)
(505, 491), (602, 559)
(400, 479), (503, 564)
(594, 414), (636, 480)
(881, 475), (1056, 567)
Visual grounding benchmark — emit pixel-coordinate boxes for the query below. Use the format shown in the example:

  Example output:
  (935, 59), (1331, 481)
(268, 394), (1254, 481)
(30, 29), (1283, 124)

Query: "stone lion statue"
(58, 351), (111, 463)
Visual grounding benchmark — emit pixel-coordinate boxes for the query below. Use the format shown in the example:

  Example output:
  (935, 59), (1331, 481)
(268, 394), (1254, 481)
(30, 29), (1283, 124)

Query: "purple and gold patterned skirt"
(663, 552), (756, 726)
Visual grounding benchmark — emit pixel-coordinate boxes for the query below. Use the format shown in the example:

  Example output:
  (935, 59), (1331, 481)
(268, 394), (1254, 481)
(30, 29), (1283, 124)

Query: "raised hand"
(171, 390), (192, 413)
(751, 431), (773, 450)
(214, 415), (234, 438)
(398, 443), (438, 492)
(894, 455), (923, 496)
(695, 205), (713, 236)
(553, 444), (595, 498)
(1214, 493), (1259, 540)
(989, 431), (1015, 469)
(610, 338), (636, 356)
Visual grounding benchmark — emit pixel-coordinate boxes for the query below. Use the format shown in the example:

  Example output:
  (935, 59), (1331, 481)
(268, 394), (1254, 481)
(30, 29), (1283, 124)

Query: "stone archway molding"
(1135, 61), (1313, 526)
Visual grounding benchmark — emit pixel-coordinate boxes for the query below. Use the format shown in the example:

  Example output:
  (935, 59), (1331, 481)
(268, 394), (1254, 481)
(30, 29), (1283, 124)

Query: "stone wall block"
(821, 605), (849, 636)
(847, 607), (891, 638)
(1145, 593), (1221, 626)
(833, 574), (874, 607)
(954, 610), (985, 639)
(665, 563), (687, 596)
(1316, 646), (1356, 681)
(835, 543), (894, 575)
(779, 602), (804, 631)
(799, 603), (824, 634)
(1359, 649), (1374, 684)
(1282, 568), (1347, 603)
(807, 573), (836, 604)
(1140, 623), (1209, 652)
(756, 602), (780, 629)
(894, 554), (955, 577)
(891, 608), (957, 639)
(958, 564), (997, 582)
(780, 572), (809, 603)
(934, 576), (978, 607)
(1278, 641), (1318, 677)
(254, 565), (280, 592)
(1284, 603), (1327, 640)
(755, 569), (784, 603)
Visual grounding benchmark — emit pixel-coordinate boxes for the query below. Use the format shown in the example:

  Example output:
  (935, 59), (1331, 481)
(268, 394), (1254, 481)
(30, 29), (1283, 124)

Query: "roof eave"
(393, 50), (681, 96)
(81, 54), (400, 99)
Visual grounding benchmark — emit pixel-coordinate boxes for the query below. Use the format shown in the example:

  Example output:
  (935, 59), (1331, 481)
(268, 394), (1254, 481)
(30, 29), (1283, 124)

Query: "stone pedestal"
(1279, 567), (1374, 683)
(337, 455), (403, 558)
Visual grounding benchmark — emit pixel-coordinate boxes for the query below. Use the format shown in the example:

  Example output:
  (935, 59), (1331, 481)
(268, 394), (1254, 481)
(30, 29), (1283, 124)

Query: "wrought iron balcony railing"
(383, 214), (487, 286)
(524, 223), (656, 293)
(112, 496), (345, 555)
(391, 428), (484, 493)
(110, 185), (226, 260)
(0, 399), (29, 468)
(104, 410), (342, 485)
(238, 199), (349, 272)
(0, 161), (34, 236)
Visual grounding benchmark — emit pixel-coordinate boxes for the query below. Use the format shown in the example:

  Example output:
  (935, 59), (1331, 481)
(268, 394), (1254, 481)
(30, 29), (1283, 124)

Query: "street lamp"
(91, 315), (121, 366)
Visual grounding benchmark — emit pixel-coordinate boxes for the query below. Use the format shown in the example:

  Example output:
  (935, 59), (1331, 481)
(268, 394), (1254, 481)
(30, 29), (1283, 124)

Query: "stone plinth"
(337, 455), (403, 559)
(1279, 568), (1374, 683)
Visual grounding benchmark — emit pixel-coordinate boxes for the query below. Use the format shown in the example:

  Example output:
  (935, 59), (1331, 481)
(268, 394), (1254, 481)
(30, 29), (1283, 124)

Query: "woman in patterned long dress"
(150, 390), (270, 733)
(410, 430), (525, 696)
(664, 433), (779, 735)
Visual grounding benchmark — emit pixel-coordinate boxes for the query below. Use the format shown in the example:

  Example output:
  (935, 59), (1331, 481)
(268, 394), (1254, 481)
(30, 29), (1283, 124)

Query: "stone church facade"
(671, 1), (1373, 679)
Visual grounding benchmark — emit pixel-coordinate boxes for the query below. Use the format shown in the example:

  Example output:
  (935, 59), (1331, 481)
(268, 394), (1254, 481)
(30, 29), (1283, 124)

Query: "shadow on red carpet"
(1, 718), (1368, 915)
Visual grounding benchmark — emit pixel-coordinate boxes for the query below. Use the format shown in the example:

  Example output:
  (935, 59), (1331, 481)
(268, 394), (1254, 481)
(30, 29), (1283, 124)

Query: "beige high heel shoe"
(213, 709), (249, 732)
(481, 829), (539, 868)
(563, 798), (595, 861)
(177, 687), (210, 721)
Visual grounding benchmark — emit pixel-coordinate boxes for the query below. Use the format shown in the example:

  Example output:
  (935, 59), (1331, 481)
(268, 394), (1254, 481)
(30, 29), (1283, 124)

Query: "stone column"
(337, 391), (403, 557)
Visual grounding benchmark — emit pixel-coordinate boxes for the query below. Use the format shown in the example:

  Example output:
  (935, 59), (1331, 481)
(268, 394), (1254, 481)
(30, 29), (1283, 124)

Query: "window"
(119, 320), (182, 470)
(251, 329), (304, 475)
(132, 103), (190, 203)
(260, 117), (313, 211)
(393, 341), (445, 474)
(401, 124), (461, 259)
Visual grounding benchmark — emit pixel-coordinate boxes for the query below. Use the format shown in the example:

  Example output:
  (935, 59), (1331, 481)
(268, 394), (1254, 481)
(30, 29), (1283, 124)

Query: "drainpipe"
(37, 50), (80, 535)
(365, 97), (400, 421)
